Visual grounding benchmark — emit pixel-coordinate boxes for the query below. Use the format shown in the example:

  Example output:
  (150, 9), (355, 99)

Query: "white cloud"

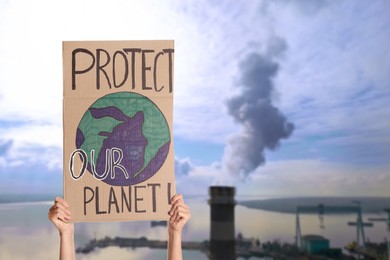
(1, 124), (62, 148)
(0, 123), (62, 170)
(174, 156), (193, 177)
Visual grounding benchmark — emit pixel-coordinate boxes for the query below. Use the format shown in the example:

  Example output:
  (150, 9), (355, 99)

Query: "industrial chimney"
(208, 186), (236, 260)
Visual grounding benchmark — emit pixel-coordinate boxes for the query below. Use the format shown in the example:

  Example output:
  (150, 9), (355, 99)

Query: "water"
(0, 197), (388, 260)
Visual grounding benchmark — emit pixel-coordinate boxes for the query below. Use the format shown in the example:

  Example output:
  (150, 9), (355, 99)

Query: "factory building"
(301, 234), (330, 254)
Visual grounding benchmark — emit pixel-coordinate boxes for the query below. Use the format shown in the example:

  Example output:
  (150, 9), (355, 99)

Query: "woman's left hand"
(168, 194), (191, 234)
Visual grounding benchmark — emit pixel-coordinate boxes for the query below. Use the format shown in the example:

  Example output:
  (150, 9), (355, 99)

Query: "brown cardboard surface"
(63, 40), (175, 222)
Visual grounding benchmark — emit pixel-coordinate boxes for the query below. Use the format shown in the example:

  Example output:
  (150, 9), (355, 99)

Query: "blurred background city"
(0, 0), (389, 259)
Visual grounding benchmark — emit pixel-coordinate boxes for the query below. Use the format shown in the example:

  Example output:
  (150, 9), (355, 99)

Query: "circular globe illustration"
(75, 92), (170, 186)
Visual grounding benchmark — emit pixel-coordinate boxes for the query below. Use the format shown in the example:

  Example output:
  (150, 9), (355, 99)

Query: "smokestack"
(208, 186), (236, 260)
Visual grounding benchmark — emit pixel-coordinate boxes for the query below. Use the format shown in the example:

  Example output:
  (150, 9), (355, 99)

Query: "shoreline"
(239, 197), (390, 214)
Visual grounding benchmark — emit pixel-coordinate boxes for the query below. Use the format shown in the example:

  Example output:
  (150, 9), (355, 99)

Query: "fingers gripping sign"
(48, 197), (74, 235)
(168, 194), (191, 233)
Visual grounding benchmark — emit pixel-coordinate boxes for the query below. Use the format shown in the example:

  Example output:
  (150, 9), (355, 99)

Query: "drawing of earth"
(75, 92), (170, 186)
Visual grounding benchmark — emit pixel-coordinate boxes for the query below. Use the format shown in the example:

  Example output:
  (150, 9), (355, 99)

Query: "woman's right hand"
(48, 197), (74, 236)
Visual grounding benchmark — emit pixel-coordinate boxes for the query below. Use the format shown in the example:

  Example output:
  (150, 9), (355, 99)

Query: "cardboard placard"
(62, 40), (175, 222)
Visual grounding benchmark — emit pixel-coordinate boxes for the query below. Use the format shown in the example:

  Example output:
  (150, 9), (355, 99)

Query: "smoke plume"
(222, 37), (294, 179)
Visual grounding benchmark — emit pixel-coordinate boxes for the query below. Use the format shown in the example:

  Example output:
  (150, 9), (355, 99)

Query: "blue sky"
(0, 0), (389, 196)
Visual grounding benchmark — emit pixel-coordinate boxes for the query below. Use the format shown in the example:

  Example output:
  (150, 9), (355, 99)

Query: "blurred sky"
(0, 0), (389, 196)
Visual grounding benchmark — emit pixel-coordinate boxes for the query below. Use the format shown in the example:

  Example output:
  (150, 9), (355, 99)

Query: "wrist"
(168, 229), (182, 247)
(60, 227), (74, 238)
(168, 227), (182, 237)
